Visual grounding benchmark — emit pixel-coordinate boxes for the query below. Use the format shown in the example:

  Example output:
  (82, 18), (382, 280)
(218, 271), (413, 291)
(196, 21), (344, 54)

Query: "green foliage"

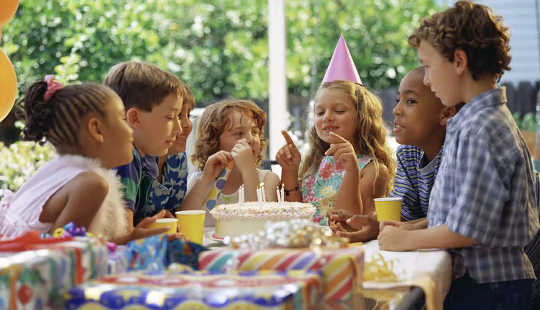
(522, 113), (536, 132)
(2, 0), (437, 103)
(0, 141), (56, 191)
(513, 112), (537, 132)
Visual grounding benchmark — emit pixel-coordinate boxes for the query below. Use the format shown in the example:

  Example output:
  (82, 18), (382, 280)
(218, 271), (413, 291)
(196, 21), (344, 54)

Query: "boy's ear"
(453, 49), (468, 76)
(87, 116), (105, 143)
(126, 107), (141, 128)
(440, 106), (458, 126)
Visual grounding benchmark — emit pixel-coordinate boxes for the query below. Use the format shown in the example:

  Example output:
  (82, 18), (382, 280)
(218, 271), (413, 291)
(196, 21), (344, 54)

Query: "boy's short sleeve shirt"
(428, 87), (539, 283)
(139, 153), (188, 219)
(390, 145), (441, 221)
(114, 148), (143, 212)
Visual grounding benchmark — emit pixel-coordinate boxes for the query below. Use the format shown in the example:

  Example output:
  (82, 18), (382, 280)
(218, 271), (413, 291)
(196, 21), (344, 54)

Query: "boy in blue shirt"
(105, 61), (184, 226)
(329, 67), (457, 240)
(378, 2), (540, 308)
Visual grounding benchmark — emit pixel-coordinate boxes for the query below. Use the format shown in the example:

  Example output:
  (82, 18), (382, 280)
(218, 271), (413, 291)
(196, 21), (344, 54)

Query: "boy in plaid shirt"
(378, 1), (539, 309)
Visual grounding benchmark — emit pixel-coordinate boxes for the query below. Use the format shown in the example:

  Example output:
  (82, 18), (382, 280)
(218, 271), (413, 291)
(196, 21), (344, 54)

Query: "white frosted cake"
(210, 202), (316, 238)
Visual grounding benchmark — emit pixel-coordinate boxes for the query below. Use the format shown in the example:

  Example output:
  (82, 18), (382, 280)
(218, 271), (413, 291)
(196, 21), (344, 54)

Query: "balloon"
(0, 0), (19, 27)
(0, 49), (17, 122)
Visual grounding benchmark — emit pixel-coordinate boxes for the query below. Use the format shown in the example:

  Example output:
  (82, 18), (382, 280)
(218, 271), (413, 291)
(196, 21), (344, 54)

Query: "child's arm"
(181, 151), (232, 210)
(380, 217), (428, 231)
(112, 210), (168, 244)
(275, 131), (302, 202)
(327, 132), (390, 215)
(378, 224), (477, 251)
(262, 171), (281, 201)
(231, 139), (259, 201)
(44, 172), (109, 231)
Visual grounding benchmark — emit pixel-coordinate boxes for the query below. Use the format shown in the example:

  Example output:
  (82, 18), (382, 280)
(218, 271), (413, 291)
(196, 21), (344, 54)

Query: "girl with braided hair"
(0, 76), (168, 243)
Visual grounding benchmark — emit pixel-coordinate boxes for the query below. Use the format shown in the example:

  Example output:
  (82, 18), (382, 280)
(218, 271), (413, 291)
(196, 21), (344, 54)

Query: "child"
(378, 2), (540, 309)
(141, 84), (195, 215)
(0, 76), (167, 243)
(104, 61), (184, 225)
(329, 67), (457, 241)
(184, 99), (280, 226)
(277, 80), (395, 225)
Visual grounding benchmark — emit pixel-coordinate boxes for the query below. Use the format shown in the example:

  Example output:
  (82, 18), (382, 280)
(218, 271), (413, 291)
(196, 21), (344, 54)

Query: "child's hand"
(379, 220), (403, 231)
(231, 139), (257, 175)
(328, 208), (354, 223)
(276, 131), (301, 173)
(334, 214), (379, 243)
(129, 211), (169, 240)
(378, 225), (410, 251)
(380, 220), (422, 231)
(202, 151), (233, 181)
(325, 132), (358, 172)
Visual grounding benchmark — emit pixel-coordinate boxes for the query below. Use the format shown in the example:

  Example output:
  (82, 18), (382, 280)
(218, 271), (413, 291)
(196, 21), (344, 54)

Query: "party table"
(202, 228), (452, 310)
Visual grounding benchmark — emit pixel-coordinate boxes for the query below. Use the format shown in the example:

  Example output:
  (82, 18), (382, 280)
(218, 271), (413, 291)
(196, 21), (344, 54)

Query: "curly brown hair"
(299, 80), (396, 196)
(191, 99), (267, 170)
(408, 0), (511, 80)
(104, 61), (186, 111)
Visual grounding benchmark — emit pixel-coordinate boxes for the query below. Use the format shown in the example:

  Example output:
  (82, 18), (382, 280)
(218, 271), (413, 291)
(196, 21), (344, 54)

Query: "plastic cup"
(175, 210), (206, 244)
(149, 218), (178, 235)
(374, 197), (402, 222)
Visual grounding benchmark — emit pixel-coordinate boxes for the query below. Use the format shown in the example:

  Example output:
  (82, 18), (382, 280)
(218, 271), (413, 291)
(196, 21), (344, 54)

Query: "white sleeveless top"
(0, 155), (129, 240)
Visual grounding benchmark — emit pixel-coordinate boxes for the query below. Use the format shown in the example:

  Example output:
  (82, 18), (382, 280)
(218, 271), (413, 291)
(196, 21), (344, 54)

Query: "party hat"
(321, 34), (362, 85)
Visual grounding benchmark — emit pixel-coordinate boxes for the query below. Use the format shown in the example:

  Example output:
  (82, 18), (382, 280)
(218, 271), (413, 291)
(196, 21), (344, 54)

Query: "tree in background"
(0, 0), (438, 144)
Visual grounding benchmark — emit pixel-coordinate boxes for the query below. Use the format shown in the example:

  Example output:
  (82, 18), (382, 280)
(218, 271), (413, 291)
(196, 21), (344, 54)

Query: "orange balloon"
(0, 49), (17, 122)
(0, 0), (19, 27)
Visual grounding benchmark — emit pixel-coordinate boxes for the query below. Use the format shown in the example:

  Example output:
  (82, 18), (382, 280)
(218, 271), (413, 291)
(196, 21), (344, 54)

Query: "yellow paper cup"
(149, 218), (178, 235)
(374, 197), (402, 222)
(176, 210), (206, 244)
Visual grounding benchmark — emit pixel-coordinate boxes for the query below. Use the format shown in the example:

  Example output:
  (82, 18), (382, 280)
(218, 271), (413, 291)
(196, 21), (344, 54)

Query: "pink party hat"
(321, 35), (362, 85)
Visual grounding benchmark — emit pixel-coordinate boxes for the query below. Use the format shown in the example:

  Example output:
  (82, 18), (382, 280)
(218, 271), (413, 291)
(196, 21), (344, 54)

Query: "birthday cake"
(210, 202), (316, 238)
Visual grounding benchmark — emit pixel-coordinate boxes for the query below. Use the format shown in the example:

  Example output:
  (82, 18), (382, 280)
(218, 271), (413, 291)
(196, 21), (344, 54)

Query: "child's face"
(418, 40), (461, 107)
(314, 88), (358, 145)
(101, 96), (134, 168)
(133, 93), (183, 157)
(219, 110), (261, 157)
(393, 69), (446, 147)
(167, 102), (193, 154)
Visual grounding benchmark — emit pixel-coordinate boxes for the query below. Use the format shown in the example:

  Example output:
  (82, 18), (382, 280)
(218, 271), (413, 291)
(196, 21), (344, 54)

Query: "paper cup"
(149, 218), (178, 234)
(374, 197), (402, 222)
(176, 210), (206, 244)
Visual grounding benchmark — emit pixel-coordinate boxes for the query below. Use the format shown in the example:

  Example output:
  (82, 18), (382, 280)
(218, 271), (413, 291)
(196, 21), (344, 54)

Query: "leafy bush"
(514, 112), (537, 132)
(1, 1), (438, 131)
(0, 141), (56, 191)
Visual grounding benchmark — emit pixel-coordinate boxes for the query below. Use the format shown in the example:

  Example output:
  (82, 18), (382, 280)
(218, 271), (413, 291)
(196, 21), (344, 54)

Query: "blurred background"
(0, 0), (539, 188)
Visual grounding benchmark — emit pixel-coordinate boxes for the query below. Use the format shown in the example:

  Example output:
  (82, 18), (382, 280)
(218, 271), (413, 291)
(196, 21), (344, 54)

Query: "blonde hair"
(191, 99), (267, 170)
(299, 80), (395, 195)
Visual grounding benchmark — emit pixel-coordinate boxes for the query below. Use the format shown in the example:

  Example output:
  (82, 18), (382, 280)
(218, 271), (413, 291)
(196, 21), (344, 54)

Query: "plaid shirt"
(427, 87), (539, 283)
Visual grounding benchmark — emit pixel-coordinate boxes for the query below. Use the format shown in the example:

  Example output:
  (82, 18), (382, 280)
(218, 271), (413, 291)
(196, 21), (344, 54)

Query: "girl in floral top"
(276, 80), (395, 225)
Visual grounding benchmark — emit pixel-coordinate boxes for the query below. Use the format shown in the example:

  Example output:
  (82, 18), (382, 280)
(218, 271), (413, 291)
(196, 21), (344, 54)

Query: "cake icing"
(210, 202), (315, 238)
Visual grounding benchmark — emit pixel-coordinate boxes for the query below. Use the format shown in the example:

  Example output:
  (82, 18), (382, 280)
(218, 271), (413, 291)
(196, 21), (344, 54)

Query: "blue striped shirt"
(390, 145), (441, 221)
(428, 87), (539, 283)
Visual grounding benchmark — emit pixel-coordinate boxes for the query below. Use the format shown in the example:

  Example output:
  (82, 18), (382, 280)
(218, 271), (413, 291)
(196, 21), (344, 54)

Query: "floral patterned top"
(301, 155), (372, 225)
(137, 153), (188, 224)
